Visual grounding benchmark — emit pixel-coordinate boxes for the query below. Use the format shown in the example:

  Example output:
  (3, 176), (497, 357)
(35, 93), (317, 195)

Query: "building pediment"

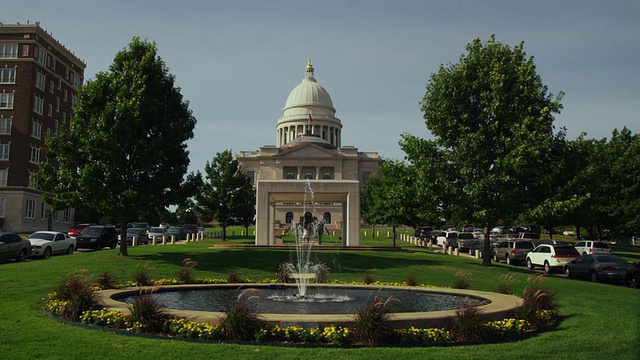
(274, 143), (345, 160)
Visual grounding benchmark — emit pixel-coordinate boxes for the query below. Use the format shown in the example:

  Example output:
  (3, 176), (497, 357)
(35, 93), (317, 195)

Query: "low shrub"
(447, 299), (487, 342)
(46, 272), (100, 321)
(95, 271), (118, 290)
(132, 270), (152, 286)
(276, 263), (293, 283)
(405, 273), (418, 286)
(226, 270), (243, 284)
(513, 275), (559, 330)
(452, 270), (471, 289)
(127, 287), (171, 333)
(314, 262), (331, 283)
(176, 258), (199, 284)
(363, 268), (376, 285)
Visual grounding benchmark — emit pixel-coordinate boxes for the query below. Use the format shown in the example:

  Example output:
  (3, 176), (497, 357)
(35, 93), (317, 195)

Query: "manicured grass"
(1, 232), (638, 360)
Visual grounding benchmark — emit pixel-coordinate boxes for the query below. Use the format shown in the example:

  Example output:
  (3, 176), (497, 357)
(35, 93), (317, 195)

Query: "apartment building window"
(65, 67), (69, 80)
(54, 120), (59, 134)
(363, 172), (371, 184)
(0, 68), (16, 84)
(50, 57), (57, 70)
(57, 75), (62, 90)
(35, 71), (45, 90)
(0, 93), (14, 109)
(0, 43), (18, 59)
(31, 121), (42, 139)
(0, 143), (9, 160)
(0, 197), (5, 217)
(49, 80), (54, 93)
(71, 94), (77, 108)
(25, 198), (36, 219)
(286, 171), (295, 179)
(0, 117), (11, 134)
(305, 171), (313, 179)
(33, 96), (44, 115)
(36, 47), (47, 65)
(55, 97), (60, 112)
(47, 103), (53, 116)
(323, 171), (332, 179)
(62, 112), (66, 124)
(63, 90), (67, 101)
(63, 208), (72, 223)
(72, 73), (82, 87)
(22, 44), (29, 57)
(0, 169), (7, 186)
(40, 203), (46, 220)
(30, 146), (41, 164)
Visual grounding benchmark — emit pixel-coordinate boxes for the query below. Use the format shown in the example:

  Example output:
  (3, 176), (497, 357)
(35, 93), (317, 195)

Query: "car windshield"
(81, 227), (102, 236)
(168, 227), (180, 233)
(149, 228), (163, 233)
(516, 242), (534, 249)
(127, 228), (144, 234)
(595, 255), (627, 263)
(458, 233), (474, 239)
(27, 232), (55, 241)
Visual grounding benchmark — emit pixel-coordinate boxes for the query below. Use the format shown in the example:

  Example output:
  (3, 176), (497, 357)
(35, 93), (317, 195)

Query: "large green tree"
(37, 37), (196, 256)
(401, 35), (564, 265)
(195, 150), (256, 241)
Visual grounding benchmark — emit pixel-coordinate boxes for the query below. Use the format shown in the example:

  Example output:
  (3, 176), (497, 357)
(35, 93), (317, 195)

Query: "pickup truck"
(456, 233), (483, 251)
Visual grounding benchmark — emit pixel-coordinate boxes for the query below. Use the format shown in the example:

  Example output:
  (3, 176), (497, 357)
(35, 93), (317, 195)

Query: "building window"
(0, 117), (11, 134)
(28, 172), (37, 187)
(323, 212), (331, 224)
(0, 68), (16, 84)
(30, 146), (41, 164)
(71, 94), (77, 108)
(25, 198), (36, 219)
(47, 103), (53, 116)
(22, 44), (29, 57)
(0, 93), (14, 109)
(32, 121), (42, 139)
(63, 208), (72, 223)
(247, 171), (255, 184)
(305, 171), (313, 179)
(33, 96), (44, 115)
(35, 71), (46, 90)
(58, 75), (62, 90)
(63, 90), (68, 101)
(36, 47), (47, 65)
(0, 143), (9, 160)
(363, 172), (371, 184)
(0, 169), (7, 186)
(65, 67), (69, 80)
(0, 43), (18, 59)
(54, 120), (59, 134)
(285, 212), (294, 224)
(323, 172), (332, 179)
(49, 80), (55, 93)
(62, 112), (66, 124)
(40, 202), (46, 220)
(50, 57), (57, 70)
(55, 97), (60, 112)
(0, 197), (5, 217)
(286, 171), (295, 179)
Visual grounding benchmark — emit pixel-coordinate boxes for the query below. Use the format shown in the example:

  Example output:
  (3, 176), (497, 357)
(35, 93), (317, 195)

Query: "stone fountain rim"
(96, 283), (522, 329)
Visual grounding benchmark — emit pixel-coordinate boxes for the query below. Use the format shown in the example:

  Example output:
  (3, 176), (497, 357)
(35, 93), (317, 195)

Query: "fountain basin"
(97, 284), (522, 329)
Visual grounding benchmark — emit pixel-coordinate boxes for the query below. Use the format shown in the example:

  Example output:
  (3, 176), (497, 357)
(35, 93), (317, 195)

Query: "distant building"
(237, 60), (381, 246)
(0, 22), (85, 232)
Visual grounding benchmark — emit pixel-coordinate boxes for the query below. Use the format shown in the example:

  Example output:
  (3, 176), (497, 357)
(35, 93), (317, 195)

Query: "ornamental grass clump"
(94, 270), (118, 290)
(353, 294), (397, 346)
(219, 288), (269, 341)
(452, 270), (471, 289)
(176, 258), (199, 284)
(226, 270), (243, 283)
(46, 272), (100, 321)
(513, 275), (559, 330)
(314, 262), (331, 283)
(496, 273), (516, 294)
(127, 287), (171, 333)
(276, 263), (293, 283)
(363, 268), (376, 284)
(447, 299), (487, 343)
(405, 273), (418, 286)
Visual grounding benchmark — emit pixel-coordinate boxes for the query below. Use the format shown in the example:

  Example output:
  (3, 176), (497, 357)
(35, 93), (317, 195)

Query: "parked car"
(414, 226), (433, 239)
(526, 244), (580, 273)
(437, 231), (458, 247)
(574, 240), (611, 255)
(67, 223), (96, 237)
(181, 224), (198, 236)
(119, 227), (148, 246)
(167, 226), (184, 240)
(75, 225), (118, 250)
(492, 240), (535, 265)
(462, 224), (475, 233)
(456, 232), (483, 251)
(541, 239), (572, 245)
(563, 254), (632, 283)
(0, 232), (31, 262)
(147, 227), (167, 241)
(27, 231), (76, 259)
(430, 231), (444, 245)
(626, 263), (640, 288)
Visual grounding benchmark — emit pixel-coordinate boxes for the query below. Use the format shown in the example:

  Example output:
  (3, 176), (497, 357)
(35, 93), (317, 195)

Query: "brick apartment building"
(0, 22), (85, 233)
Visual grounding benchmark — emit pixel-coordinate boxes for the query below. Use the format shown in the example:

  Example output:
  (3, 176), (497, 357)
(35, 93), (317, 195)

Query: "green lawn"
(1, 231), (638, 360)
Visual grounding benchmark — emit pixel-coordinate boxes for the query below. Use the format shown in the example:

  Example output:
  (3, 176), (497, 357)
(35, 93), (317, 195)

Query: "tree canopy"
(401, 35), (564, 264)
(194, 150), (256, 241)
(37, 37), (197, 256)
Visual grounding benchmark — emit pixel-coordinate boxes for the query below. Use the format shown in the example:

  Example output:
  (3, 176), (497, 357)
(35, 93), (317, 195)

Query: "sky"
(3, 0), (639, 174)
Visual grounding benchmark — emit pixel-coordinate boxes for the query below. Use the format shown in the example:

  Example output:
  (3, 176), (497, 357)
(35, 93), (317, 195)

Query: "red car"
(67, 223), (95, 237)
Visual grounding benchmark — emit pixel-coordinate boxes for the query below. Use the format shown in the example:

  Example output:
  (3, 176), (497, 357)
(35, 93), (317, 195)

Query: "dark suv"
(493, 240), (535, 265)
(75, 225), (118, 250)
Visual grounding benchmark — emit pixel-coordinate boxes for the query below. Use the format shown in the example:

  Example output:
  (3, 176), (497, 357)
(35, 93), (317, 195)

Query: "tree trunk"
(222, 224), (227, 241)
(371, 224), (376, 238)
(119, 216), (128, 256)
(392, 225), (397, 247)
(482, 222), (491, 266)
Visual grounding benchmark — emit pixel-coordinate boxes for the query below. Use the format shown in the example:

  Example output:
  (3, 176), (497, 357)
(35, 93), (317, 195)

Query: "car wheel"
(544, 261), (551, 274)
(590, 271), (599, 283)
(67, 245), (74, 255)
(43, 247), (52, 259)
(506, 255), (512, 265)
(628, 276), (638, 289)
(526, 258), (534, 270)
(564, 267), (572, 278)
(17, 249), (27, 262)
(493, 252), (499, 262)
(96, 242), (102, 251)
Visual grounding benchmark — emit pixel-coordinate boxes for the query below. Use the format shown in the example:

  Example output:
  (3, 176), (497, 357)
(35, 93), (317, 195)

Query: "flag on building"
(309, 114), (313, 122)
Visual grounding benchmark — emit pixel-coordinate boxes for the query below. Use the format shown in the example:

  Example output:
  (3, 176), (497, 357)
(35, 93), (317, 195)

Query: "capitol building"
(237, 60), (381, 246)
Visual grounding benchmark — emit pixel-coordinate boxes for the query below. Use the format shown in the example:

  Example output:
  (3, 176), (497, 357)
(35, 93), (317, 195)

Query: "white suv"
(526, 244), (580, 273)
(436, 231), (458, 247)
(574, 241), (611, 255)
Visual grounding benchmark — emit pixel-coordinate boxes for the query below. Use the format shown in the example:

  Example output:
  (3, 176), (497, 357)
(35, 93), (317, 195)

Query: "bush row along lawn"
(1, 230), (638, 360)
